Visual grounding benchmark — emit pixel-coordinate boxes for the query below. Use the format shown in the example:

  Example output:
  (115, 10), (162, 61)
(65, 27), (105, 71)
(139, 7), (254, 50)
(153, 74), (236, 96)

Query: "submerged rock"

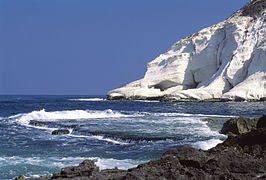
(29, 120), (53, 126)
(202, 118), (219, 123)
(29, 120), (78, 129)
(51, 129), (70, 135)
(14, 175), (25, 180)
(108, 0), (266, 102)
(73, 129), (184, 142)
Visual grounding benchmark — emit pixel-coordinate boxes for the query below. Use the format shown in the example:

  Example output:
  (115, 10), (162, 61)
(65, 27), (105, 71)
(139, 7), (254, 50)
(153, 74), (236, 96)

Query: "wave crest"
(69, 98), (105, 101)
(9, 109), (128, 126)
(192, 139), (223, 150)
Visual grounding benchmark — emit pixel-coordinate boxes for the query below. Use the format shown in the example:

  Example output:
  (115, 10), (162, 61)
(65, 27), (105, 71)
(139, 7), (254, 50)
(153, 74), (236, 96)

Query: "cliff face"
(108, 0), (266, 101)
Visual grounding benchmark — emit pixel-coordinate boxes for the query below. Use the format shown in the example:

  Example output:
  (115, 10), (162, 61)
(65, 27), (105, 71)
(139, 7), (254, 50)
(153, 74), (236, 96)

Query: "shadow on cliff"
(178, 23), (239, 96)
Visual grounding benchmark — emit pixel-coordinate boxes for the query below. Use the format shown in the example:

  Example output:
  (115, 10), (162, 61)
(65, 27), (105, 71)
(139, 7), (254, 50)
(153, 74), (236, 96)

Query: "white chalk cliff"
(108, 0), (266, 101)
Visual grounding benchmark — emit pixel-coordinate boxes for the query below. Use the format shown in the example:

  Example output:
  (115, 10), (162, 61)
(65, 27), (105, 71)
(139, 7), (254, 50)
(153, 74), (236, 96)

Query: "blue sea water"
(0, 95), (265, 180)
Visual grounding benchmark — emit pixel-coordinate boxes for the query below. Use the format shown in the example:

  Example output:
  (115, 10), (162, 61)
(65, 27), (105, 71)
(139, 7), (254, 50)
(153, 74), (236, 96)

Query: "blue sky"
(0, 0), (249, 95)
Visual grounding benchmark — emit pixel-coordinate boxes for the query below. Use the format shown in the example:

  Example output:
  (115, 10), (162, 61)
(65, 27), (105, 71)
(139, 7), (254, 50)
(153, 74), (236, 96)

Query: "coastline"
(107, 95), (266, 102)
(16, 115), (266, 180)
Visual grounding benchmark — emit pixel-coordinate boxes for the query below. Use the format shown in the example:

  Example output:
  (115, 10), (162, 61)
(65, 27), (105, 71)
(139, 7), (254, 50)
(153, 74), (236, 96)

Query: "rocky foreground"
(108, 0), (266, 102)
(16, 115), (266, 180)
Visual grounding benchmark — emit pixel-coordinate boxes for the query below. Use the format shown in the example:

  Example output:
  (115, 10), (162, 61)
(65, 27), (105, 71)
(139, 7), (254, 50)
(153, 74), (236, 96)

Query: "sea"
(0, 95), (265, 180)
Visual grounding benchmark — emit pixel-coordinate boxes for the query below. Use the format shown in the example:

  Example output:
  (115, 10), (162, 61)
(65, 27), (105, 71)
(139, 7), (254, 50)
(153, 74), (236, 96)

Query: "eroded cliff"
(108, 0), (266, 101)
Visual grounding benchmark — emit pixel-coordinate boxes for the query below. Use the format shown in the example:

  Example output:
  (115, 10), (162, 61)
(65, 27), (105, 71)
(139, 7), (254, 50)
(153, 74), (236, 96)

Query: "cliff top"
(240, 0), (266, 18)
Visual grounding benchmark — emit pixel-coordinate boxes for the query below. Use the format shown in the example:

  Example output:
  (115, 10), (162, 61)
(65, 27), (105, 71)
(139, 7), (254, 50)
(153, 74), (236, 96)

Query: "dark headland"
(16, 114), (266, 180)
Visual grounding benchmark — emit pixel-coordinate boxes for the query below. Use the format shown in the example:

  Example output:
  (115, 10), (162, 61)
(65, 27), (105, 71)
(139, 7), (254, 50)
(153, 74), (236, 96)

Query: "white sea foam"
(94, 158), (146, 170)
(167, 124), (224, 138)
(0, 156), (88, 169)
(8, 109), (234, 128)
(8, 109), (128, 126)
(92, 135), (129, 145)
(69, 98), (105, 101)
(192, 139), (223, 150)
(68, 134), (129, 145)
(0, 156), (44, 166)
(145, 115), (225, 138)
(136, 116), (210, 129)
(1, 155), (144, 171)
(148, 112), (235, 118)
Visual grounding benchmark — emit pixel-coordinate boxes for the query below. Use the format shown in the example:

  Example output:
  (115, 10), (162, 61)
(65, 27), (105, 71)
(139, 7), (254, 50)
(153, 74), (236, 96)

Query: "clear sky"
(0, 0), (249, 95)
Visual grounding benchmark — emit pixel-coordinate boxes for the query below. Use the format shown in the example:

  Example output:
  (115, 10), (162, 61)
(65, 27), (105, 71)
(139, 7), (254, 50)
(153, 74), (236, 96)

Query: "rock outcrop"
(220, 115), (266, 136)
(220, 116), (260, 136)
(257, 114), (266, 128)
(51, 129), (70, 135)
(108, 0), (266, 101)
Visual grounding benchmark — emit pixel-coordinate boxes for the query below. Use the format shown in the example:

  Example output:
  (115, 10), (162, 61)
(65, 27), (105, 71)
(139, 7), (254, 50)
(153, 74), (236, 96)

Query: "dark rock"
(220, 116), (259, 136)
(76, 130), (184, 142)
(202, 118), (219, 123)
(145, 96), (165, 101)
(120, 130), (266, 179)
(107, 94), (165, 101)
(29, 120), (53, 126)
(51, 160), (99, 179)
(51, 129), (70, 135)
(107, 95), (126, 100)
(61, 124), (77, 129)
(14, 175), (25, 180)
(217, 127), (266, 157)
(29, 120), (77, 129)
(240, 0), (266, 18)
(257, 114), (266, 129)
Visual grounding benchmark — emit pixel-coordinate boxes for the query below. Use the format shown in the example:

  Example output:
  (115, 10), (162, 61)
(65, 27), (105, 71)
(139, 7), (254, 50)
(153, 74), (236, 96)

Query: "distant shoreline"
(107, 95), (266, 102)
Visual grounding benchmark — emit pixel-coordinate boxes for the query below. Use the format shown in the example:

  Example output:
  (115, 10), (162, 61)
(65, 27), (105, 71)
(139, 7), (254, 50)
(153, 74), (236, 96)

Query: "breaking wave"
(0, 155), (143, 170)
(94, 157), (146, 170)
(8, 109), (128, 126)
(192, 139), (223, 150)
(69, 98), (105, 101)
(1, 155), (146, 179)
(5, 109), (227, 145)
(142, 112), (235, 118)
(67, 134), (129, 145)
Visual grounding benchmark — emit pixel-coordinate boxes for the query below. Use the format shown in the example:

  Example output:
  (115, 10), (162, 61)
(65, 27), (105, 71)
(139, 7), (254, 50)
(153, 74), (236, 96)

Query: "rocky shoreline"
(107, 95), (266, 102)
(16, 115), (266, 180)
